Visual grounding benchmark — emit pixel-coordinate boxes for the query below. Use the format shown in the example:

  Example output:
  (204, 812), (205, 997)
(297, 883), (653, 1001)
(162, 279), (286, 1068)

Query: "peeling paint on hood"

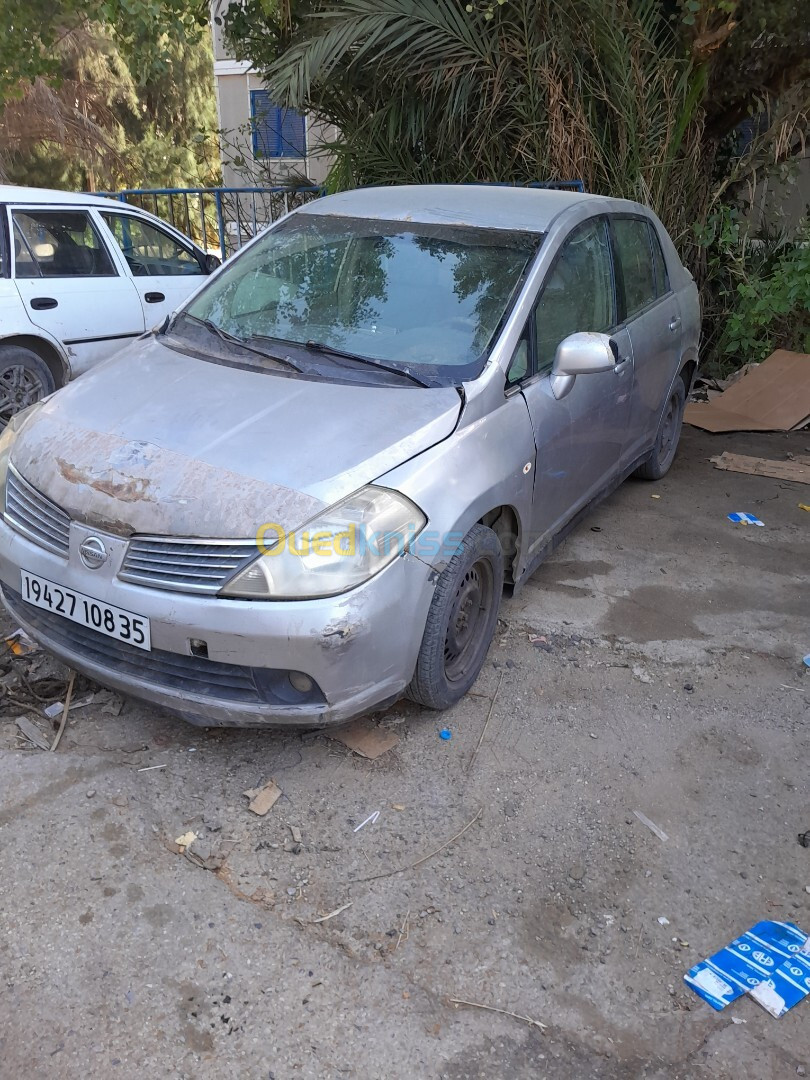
(10, 337), (462, 539)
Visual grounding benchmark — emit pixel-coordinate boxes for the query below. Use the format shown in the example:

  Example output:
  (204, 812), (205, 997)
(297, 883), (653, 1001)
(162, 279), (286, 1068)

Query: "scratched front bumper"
(0, 519), (435, 727)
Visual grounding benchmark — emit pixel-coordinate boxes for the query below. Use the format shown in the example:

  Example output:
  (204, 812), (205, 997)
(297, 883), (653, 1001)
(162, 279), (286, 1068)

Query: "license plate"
(20, 570), (151, 651)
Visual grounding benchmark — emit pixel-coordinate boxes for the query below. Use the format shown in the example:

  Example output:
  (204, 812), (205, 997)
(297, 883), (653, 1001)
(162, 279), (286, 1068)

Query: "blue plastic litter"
(439, 728), (452, 741)
(803, 654), (810, 668)
(684, 920), (810, 1016)
(727, 512), (765, 526)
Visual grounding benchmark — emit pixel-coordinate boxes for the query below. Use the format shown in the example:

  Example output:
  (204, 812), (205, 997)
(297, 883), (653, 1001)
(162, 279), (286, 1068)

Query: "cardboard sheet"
(684, 350), (810, 432)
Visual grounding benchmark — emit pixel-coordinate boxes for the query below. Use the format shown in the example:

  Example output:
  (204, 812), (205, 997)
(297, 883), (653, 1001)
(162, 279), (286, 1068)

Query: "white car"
(0, 185), (219, 425)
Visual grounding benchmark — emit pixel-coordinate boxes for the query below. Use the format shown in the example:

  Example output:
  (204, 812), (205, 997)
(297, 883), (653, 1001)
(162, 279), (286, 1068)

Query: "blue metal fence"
(97, 180), (585, 261)
(96, 186), (322, 260)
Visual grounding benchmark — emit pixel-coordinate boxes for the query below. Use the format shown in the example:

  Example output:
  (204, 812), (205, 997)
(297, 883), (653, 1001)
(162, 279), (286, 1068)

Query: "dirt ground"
(0, 425), (808, 1080)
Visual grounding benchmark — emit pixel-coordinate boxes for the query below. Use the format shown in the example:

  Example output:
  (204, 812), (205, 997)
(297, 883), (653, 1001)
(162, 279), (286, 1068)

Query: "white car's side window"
(12, 209), (117, 279)
(100, 212), (204, 278)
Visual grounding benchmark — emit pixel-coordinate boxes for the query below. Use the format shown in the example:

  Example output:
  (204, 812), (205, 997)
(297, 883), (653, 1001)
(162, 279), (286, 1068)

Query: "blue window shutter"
(250, 90), (306, 158)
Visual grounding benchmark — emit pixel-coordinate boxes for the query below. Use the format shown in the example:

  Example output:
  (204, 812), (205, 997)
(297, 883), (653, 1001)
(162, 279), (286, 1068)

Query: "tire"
(0, 345), (55, 429)
(634, 377), (686, 480)
(408, 523), (504, 710)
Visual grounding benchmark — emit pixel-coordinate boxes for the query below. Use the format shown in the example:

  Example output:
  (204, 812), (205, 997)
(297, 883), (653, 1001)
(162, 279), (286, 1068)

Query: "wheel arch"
(477, 503), (521, 587)
(0, 334), (70, 390)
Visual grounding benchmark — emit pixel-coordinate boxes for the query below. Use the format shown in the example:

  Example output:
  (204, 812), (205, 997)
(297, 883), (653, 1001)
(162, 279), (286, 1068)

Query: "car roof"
(0, 184), (122, 209)
(298, 184), (622, 233)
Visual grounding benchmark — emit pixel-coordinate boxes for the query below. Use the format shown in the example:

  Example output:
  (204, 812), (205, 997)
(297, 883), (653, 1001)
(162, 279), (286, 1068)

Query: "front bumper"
(0, 519), (436, 727)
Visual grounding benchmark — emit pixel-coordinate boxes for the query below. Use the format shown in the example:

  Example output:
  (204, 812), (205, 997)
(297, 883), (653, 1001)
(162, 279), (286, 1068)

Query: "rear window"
(612, 217), (656, 319)
(648, 222), (670, 296)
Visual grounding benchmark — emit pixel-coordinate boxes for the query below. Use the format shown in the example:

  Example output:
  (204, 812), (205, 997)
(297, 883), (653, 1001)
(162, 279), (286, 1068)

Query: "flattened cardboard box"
(684, 350), (810, 432)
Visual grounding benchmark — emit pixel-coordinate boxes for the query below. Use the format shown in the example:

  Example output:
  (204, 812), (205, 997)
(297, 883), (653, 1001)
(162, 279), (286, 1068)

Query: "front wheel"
(0, 345), (56, 429)
(634, 377), (686, 480)
(408, 523), (504, 711)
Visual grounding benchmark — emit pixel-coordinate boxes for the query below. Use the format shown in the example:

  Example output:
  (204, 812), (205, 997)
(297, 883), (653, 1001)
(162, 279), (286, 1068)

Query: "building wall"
(210, 4), (335, 190)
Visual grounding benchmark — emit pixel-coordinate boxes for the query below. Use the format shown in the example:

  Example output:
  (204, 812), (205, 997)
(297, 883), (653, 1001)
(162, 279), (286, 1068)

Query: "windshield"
(182, 212), (541, 382)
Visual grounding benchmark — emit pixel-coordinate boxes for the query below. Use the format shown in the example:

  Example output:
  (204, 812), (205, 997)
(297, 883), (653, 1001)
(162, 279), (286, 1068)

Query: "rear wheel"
(408, 523), (503, 710)
(634, 377), (686, 480)
(0, 345), (55, 428)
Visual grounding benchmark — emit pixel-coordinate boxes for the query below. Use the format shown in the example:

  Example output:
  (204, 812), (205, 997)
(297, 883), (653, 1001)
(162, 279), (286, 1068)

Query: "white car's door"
(94, 208), (208, 330)
(10, 205), (145, 375)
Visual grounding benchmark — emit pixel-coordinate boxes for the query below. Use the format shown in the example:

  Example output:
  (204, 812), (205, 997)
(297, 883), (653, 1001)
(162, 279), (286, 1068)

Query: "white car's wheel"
(0, 345), (56, 428)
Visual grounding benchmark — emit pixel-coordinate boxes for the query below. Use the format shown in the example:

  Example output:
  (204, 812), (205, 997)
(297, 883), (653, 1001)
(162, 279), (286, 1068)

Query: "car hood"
(10, 337), (462, 538)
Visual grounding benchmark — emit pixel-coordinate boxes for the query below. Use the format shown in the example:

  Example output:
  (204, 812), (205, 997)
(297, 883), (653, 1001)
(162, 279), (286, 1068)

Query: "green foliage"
(695, 207), (810, 374)
(0, 1), (219, 190)
(0, 0), (208, 98)
(723, 236), (810, 365)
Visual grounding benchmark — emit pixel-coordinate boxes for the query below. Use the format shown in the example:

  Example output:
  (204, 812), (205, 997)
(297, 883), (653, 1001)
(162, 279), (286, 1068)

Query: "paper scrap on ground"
(684, 920), (810, 1015)
(244, 779), (282, 816)
(175, 831), (197, 850)
(712, 452), (810, 485)
(728, 512), (765, 526)
(633, 809), (668, 841)
(5, 629), (37, 656)
(327, 720), (399, 759)
(684, 350), (810, 432)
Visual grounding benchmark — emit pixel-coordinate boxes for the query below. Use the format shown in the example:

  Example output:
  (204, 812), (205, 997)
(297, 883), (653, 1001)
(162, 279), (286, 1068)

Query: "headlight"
(0, 402), (45, 499)
(219, 485), (427, 600)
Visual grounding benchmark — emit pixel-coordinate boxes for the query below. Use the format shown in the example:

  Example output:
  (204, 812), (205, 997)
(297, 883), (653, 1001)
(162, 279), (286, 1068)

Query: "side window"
(506, 336), (529, 385)
(101, 213), (203, 277)
(11, 209), (116, 278)
(648, 223), (670, 297)
(534, 218), (615, 372)
(612, 217), (656, 318)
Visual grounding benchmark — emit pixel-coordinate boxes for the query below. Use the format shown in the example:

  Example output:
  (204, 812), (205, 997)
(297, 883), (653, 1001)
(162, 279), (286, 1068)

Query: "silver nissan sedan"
(0, 186), (699, 727)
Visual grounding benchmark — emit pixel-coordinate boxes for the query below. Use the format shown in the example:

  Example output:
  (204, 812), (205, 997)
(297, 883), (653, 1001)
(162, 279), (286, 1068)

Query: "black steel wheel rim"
(443, 559), (494, 684)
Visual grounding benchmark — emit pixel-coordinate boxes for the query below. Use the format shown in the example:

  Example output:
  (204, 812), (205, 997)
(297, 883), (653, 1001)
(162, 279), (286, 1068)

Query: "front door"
(512, 216), (633, 555)
(10, 206), (145, 375)
(96, 209), (207, 331)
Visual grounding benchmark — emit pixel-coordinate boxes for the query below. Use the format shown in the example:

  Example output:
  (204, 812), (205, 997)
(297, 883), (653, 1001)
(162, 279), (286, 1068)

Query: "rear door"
(608, 215), (681, 462)
(96, 209), (207, 330)
(511, 216), (633, 551)
(10, 205), (145, 375)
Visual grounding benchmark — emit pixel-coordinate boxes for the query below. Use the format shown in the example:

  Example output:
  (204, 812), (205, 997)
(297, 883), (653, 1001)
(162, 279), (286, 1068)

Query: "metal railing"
(96, 180), (585, 261)
(95, 186), (322, 260)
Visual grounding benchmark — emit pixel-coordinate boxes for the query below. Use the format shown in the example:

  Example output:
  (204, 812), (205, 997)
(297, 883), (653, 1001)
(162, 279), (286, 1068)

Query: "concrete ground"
(0, 425), (808, 1079)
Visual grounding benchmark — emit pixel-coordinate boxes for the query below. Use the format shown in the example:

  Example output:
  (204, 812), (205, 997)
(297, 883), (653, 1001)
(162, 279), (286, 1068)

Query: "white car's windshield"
(182, 213), (541, 381)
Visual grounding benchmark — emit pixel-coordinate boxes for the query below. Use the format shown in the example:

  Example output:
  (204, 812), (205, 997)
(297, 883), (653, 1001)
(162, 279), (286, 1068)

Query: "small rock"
(86, 790), (96, 799)
(111, 795), (127, 807)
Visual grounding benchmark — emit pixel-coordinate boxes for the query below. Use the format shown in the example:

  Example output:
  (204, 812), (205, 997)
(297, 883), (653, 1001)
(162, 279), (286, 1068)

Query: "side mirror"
(203, 252), (222, 274)
(550, 332), (616, 400)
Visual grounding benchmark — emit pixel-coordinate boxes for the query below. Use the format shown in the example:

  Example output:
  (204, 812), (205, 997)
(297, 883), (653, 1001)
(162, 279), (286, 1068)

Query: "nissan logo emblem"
(79, 536), (108, 570)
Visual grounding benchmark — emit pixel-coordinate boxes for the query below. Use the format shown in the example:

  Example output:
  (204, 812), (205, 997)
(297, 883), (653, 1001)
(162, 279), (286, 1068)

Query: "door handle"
(30, 297), (58, 310)
(144, 292), (165, 303)
(669, 316), (681, 332)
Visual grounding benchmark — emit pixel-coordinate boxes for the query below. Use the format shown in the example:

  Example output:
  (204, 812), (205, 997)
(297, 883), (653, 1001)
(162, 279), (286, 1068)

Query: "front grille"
(4, 465), (71, 557)
(119, 537), (259, 594)
(3, 586), (324, 708)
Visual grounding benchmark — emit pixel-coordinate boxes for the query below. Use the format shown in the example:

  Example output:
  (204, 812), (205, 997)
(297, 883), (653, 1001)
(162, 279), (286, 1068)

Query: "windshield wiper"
(180, 315), (304, 372)
(290, 339), (430, 388)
